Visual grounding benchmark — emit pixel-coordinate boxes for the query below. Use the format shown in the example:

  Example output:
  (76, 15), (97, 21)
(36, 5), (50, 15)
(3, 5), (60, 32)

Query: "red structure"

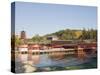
(28, 44), (41, 50)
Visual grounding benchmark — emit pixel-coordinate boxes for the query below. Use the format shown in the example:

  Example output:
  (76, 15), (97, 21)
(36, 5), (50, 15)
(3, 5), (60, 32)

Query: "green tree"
(32, 34), (42, 43)
(15, 36), (21, 46)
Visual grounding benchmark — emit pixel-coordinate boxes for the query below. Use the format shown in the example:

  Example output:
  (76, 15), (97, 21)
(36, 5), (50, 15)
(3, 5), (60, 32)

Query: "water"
(14, 53), (97, 73)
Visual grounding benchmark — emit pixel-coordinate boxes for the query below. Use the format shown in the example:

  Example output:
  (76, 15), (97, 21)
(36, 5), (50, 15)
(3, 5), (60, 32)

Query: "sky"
(14, 2), (97, 38)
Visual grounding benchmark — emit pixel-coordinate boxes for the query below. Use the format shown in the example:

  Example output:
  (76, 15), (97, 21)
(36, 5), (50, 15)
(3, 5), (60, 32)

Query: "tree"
(15, 35), (21, 46)
(32, 34), (42, 44)
(11, 34), (21, 50)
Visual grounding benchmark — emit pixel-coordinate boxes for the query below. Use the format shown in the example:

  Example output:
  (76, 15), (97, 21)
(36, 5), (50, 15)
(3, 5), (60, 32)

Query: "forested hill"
(13, 28), (97, 46)
(45, 29), (97, 40)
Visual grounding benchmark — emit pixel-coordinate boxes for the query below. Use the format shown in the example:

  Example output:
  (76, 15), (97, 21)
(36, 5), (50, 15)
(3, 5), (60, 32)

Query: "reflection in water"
(16, 53), (40, 64)
(15, 53), (97, 73)
(17, 54), (28, 62)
